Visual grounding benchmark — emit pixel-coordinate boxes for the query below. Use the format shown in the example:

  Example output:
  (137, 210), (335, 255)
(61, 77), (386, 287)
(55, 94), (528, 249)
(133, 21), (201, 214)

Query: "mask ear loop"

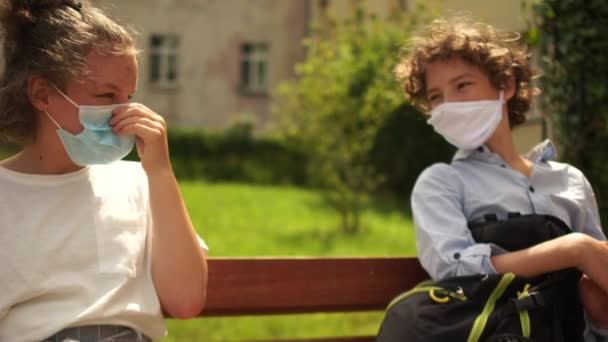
(49, 83), (80, 108)
(45, 82), (81, 130)
(43, 110), (62, 129)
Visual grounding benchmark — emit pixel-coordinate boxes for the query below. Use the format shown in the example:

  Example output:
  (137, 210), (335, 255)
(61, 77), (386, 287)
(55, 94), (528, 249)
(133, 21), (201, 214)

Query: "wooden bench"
(198, 256), (429, 342)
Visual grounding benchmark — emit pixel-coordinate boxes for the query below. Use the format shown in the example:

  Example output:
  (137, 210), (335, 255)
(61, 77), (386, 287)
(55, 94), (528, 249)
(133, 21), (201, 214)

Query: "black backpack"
(376, 214), (585, 342)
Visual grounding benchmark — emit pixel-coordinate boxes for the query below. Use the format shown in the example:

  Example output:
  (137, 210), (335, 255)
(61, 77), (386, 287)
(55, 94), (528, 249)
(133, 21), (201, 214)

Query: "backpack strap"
(467, 273), (517, 342)
(511, 290), (545, 312)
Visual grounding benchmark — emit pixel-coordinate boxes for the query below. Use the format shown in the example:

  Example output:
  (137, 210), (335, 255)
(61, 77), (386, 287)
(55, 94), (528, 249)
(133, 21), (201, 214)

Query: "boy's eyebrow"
(427, 73), (476, 95)
(448, 73), (476, 84)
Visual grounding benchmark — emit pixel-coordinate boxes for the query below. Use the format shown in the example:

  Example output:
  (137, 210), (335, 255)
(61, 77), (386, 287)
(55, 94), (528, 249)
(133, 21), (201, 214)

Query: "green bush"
(0, 128), (307, 185)
(274, 2), (432, 232)
(371, 103), (454, 199)
(0, 143), (17, 160)
(531, 0), (608, 224)
(126, 127), (309, 186)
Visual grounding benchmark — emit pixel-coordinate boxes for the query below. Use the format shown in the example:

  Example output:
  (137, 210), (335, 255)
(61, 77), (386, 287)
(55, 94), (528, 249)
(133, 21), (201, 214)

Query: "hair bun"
(1, 0), (82, 42)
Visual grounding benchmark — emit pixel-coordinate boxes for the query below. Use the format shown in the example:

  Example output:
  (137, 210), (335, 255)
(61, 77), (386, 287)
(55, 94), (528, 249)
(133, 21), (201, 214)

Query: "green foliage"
(531, 0), (608, 223)
(274, 2), (430, 233)
(125, 126), (309, 185)
(0, 123), (308, 185)
(371, 103), (454, 198)
(0, 143), (17, 160)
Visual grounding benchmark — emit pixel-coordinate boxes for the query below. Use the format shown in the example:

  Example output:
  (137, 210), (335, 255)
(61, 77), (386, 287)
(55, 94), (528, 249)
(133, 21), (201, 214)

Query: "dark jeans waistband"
(42, 325), (152, 342)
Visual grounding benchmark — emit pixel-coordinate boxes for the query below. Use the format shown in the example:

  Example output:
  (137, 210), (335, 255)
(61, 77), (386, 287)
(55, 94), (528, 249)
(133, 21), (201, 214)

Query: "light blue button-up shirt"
(411, 139), (607, 341)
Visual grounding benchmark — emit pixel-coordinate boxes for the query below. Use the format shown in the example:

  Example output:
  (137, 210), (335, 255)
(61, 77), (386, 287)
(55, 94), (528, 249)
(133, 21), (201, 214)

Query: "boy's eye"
(428, 94), (440, 102)
(96, 93), (114, 98)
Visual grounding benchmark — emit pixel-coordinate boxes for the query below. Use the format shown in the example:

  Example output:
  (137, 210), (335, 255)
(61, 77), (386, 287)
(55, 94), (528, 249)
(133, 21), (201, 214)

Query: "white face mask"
(427, 91), (505, 150)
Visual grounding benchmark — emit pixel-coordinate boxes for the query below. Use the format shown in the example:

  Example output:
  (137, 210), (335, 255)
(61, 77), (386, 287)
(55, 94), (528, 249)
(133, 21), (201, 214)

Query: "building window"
(240, 43), (269, 94)
(319, 0), (330, 11)
(149, 34), (179, 88)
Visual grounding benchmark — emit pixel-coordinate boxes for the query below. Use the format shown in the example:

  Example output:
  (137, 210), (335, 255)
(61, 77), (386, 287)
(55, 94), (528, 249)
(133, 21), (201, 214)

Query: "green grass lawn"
(163, 181), (417, 341)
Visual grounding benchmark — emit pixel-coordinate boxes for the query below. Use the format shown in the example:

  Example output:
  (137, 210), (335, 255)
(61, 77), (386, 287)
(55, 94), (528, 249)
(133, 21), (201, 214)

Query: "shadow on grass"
(300, 190), (411, 220)
(274, 227), (358, 254)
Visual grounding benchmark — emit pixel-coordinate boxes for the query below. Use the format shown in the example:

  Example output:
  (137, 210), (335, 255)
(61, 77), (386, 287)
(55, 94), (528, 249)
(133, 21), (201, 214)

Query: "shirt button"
(529, 186), (535, 193)
(501, 164), (506, 168)
(453, 253), (461, 260)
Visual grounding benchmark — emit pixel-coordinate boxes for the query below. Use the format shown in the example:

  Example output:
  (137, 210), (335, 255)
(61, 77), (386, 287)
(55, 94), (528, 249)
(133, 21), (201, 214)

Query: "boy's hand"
(573, 236), (608, 296)
(580, 274), (608, 328)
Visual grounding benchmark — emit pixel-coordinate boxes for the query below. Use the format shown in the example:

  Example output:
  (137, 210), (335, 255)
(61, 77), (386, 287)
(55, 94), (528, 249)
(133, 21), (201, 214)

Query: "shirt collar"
(452, 139), (557, 164)
(452, 146), (485, 161)
(525, 139), (557, 163)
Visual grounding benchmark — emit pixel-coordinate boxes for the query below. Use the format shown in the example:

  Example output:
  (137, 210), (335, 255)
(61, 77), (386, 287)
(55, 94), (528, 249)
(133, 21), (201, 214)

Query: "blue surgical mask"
(44, 85), (134, 166)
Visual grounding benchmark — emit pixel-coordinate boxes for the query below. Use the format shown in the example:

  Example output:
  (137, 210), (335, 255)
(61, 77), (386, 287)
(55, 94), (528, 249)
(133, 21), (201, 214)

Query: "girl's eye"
(428, 94), (440, 102)
(457, 82), (472, 90)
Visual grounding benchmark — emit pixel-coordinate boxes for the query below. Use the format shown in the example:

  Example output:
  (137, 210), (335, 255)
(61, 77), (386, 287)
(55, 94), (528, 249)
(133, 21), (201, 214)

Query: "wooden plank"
(246, 336), (374, 342)
(200, 256), (428, 316)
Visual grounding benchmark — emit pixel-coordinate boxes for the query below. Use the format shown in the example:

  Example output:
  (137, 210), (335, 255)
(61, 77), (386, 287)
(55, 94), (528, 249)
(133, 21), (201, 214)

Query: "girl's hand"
(110, 103), (171, 174)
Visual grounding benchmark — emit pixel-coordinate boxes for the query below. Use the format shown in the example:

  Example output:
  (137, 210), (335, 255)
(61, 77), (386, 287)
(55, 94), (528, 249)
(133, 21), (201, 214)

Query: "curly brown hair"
(394, 16), (538, 127)
(0, 0), (136, 143)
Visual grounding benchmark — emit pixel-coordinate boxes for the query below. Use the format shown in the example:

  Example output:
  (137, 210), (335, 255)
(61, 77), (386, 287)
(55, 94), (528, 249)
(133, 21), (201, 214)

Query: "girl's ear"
(27, 75), (51, 112)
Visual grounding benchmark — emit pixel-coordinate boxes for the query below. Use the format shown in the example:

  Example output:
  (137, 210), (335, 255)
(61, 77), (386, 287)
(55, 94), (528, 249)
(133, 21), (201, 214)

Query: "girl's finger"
(111, 102), (144, 115)
(118, 122), (163, 140)
(110, 104), (165, 126)
(113, 115), (163, 132)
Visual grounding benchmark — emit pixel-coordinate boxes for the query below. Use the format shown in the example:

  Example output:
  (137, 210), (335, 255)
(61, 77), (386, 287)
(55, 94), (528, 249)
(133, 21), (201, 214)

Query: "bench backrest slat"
(250, 336), (376, 342)
(201, 257), (428, 316)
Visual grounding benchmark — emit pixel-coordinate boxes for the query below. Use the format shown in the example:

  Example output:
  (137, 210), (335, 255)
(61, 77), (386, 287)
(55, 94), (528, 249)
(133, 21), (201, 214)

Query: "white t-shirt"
(0, 161), (207, 342)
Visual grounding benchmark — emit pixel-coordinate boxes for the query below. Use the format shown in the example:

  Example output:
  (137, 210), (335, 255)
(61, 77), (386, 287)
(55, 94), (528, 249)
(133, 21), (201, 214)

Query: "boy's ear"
(27, 75), (51, 112)
(504, 76), (516, 100)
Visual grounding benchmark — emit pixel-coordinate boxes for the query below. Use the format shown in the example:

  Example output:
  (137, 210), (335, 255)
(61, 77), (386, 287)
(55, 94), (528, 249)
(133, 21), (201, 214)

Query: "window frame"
(148, 33), (180, 89)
